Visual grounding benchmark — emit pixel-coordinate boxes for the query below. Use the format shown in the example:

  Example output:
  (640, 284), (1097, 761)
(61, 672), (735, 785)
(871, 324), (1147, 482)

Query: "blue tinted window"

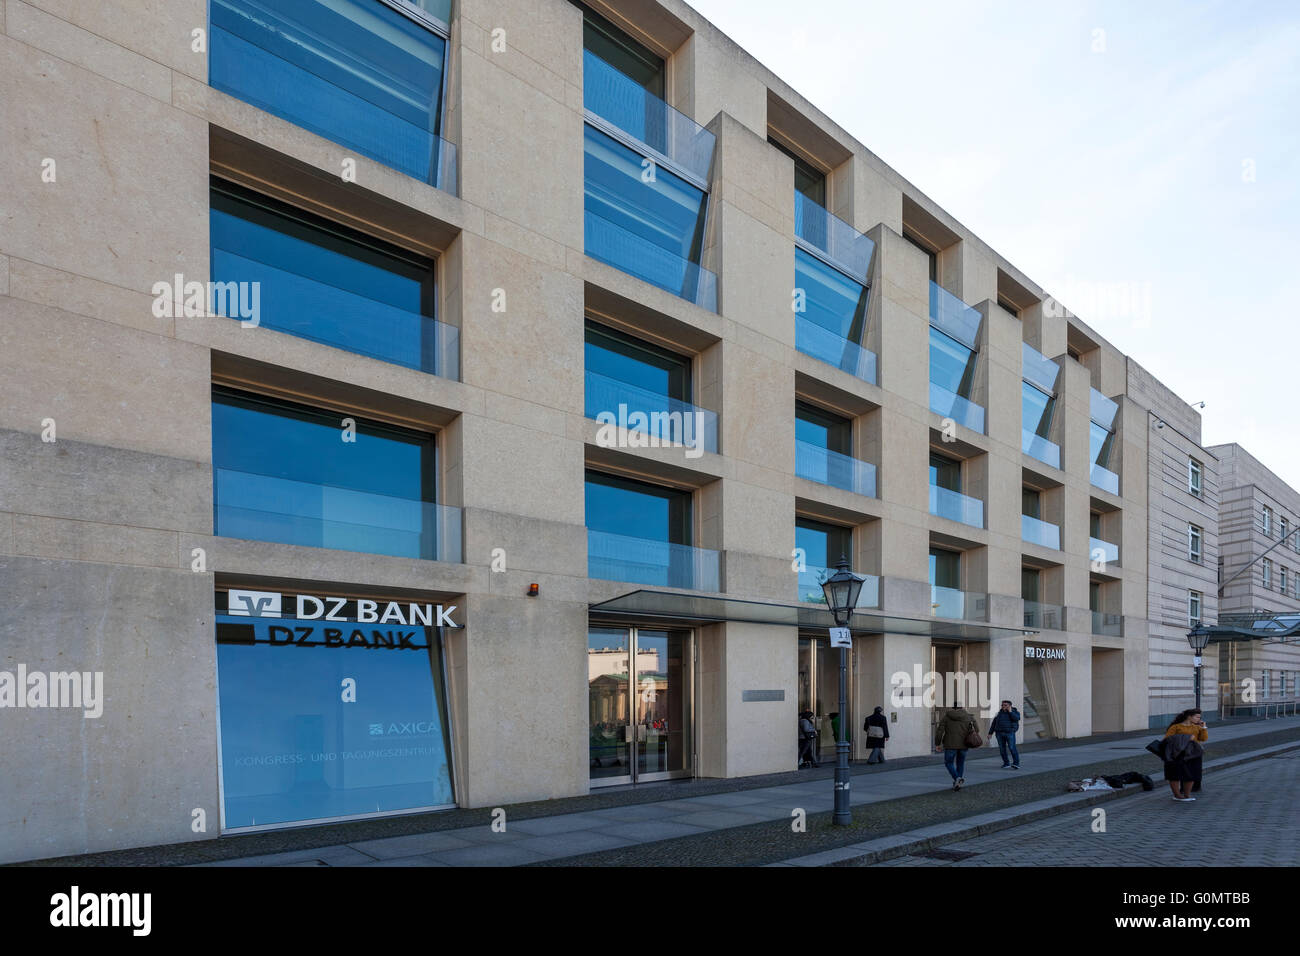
(795, 247), (869, 343)
(585, 471), (690, 544)
(584, 125), (709, 300)
(929, 327), (978, 399)
(216, 615), (453, 828)
(795, 401), (851, 454)
(211, 183), (442, 372)
(210, 0), (448, 183)
(212, 388), (438, 559)
(585, 322), (689, 400)
(930, 452), (961, 492)
(1022, 381), (1055, 438)
(1090, 422), (1115, 468)
(796, 518), (850, 568)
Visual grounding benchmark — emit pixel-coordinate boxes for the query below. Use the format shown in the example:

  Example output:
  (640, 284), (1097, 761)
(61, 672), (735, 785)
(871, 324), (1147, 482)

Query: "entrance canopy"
(590, 589), (1037, 642)
(1199, 613), (1300, 644)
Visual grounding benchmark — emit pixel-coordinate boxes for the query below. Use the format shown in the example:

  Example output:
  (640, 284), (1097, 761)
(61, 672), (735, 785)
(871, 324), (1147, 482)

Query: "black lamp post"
(821, 554), (866, 826)
(1186, 624), (1211, 712)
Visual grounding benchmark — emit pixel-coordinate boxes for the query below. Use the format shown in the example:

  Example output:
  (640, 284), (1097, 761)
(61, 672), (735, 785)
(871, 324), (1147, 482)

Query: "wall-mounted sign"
(223, 588), (460, 628)
(1025, 644), (1065, 661)
(742, 689), (785, 702)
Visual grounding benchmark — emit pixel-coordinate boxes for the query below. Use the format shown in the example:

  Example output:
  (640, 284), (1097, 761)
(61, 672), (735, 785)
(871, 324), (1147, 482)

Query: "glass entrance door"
(930, 642), (966, 737)
(589, 626), (693, 786)
(797, 634), (853, 761)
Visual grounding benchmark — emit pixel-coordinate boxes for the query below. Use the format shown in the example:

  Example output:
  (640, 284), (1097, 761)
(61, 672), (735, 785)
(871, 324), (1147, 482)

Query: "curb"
(771, 740), (1300, 867)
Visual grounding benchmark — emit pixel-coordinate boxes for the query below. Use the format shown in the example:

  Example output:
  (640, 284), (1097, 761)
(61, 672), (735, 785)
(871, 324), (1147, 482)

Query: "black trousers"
(798, 736), (819, 766)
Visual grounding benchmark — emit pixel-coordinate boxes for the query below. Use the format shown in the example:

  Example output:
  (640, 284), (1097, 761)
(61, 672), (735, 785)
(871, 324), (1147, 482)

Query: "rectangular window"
(1282, 516), (1290, 545)
(929, 548), (961, 590)
(1282, 567), (1289, 594)
(1263, 505), (1273, 537)
(583, 124), (712, 305)
(796, 517), (852, 572)
(1188, 458), (1202, 496)
(1089, 581), (1101, 613)
(210, 181), (450, 375)
(1022, 382), (1056, 441)
(585, 470), (711, 589)
(1189, 590), (1201, 626)
(1262, 557), (1273, 589)
(795, 401), (873, 496)
(1022, 567), (1041, 604)
(210, 0), (452, 186)
(1022, 487), (1042, 519)
(215, 589), (455, 829)
(769, 137), (826, 207)
(793, 247), (874, 381)
(212, 387), (444, 560)
(1189, 524), (1202, 563)
(903, 232), (938, 283)
(929, 452), (962, 493)
(583, 5), (664, 97)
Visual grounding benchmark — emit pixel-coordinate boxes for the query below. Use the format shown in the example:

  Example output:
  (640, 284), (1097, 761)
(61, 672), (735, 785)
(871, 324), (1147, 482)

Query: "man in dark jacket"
(864, 706), (889, 764)
(934, 706), (980, 790)
(988, 699), (1021, 770)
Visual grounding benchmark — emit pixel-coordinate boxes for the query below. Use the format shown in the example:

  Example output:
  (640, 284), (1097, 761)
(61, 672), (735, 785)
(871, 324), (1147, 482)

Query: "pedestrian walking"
(864, 705), (889, 764)
(934, 705), (982, 790)
(1162, 708), (1208, 801)
(797, 710), (820, 768)
(988, 699), (1021, 769)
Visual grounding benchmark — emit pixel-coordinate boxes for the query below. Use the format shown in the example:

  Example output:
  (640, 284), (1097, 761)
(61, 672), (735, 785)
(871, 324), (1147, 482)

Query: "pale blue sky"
(690, 0), (1300, 489)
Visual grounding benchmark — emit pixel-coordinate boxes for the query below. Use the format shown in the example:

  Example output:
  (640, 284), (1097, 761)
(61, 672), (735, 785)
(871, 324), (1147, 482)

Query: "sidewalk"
(180, 715), (1300, 868)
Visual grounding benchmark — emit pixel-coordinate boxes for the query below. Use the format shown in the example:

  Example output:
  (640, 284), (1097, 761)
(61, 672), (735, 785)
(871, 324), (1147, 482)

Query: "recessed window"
(1188, 458), (1202, 496)
(210, 181), (448, 375)
(212, 387), (444, 560)
(210, 0), (452, 185)
(1189, 590), (1202, 627)
(1262, 557), (1273, 589)
(1188, 524), (1202, 563)
(1262, 505), (1274, 537)
(1282, 566), (1289, 595)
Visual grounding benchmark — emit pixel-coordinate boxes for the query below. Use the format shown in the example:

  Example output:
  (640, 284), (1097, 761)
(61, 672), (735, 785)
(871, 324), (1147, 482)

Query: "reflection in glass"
(216, 615), (453, 829)
(583, 125), (714, 307)
(210, 0), (452, 186)
(588, 627), (631, 779)
(210, 183), (453, 376)
(212, 388), (443, 560)
(794, 249), (874, 382)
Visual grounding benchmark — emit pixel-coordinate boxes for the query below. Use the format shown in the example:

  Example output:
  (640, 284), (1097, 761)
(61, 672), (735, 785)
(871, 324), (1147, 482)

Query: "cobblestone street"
(869, 750), (1300, 867)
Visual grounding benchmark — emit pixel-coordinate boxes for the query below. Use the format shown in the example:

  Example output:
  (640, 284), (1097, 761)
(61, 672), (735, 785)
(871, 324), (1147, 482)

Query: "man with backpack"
(934, 705), (982, 790)
(988, 699), (1021, 770)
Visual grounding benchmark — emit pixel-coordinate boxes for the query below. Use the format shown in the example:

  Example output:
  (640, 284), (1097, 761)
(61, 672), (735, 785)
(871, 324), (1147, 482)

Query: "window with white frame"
(1188, 590), (1202, 626)
(1283, 566), (1289, 594)
(1188, 524), (1202, 563)
(1262, 505), (1273, 536)
(1188, 457), (1202, 496)
(1283, 516), (1290, 544)
(1262, 557), (1272, 589)
(1262, 669), (1272, 699)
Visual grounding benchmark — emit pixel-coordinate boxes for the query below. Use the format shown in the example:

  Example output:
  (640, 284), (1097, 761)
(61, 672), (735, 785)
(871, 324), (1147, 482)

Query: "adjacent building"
(0, 0), (1279, 863)
(1209, 443), (1300, 714)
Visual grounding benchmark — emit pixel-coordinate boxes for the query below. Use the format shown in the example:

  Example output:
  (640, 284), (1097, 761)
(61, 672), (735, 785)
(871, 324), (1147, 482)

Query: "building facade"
(1, 0), (1234, 863)
(1208, 443), (1300, 714)
(1125, 360), (1219, 726)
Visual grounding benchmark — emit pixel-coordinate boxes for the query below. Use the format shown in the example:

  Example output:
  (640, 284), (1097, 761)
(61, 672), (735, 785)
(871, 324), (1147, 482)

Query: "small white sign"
(828, 626), (852, 648)
(1193, 656), (1203, 667)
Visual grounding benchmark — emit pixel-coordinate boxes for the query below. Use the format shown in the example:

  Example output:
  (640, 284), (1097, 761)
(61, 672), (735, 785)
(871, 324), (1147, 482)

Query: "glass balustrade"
(930, 485), (984, 528)
(587, 529), (720, 591)
(214, 468), (461, 562)
(1022, 514), (1061, 550)
(795, 440), (876, 497)
(584, 370), (718, 454)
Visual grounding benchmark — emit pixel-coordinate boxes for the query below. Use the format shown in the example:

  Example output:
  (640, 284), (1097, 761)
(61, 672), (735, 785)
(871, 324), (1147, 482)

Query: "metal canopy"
(589, 589), (1037, 642)
(1199, 613), (1300, 644)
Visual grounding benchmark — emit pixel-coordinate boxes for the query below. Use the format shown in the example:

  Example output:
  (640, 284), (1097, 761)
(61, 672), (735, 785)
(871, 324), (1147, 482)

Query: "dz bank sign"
(226, 588), (461, 628)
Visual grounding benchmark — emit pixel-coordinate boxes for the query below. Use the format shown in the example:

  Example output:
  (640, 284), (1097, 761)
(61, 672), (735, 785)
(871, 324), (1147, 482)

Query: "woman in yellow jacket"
(1162, 708), (1208, 801)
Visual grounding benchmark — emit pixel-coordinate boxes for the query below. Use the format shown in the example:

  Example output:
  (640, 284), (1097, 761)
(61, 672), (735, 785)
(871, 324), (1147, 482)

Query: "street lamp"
(1186, 624), (1212, 712)
(821, 554), (866, 826)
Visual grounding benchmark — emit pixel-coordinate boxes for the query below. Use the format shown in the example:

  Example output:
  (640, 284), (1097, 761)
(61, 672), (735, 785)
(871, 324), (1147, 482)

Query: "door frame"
(588, 624), (696, 788)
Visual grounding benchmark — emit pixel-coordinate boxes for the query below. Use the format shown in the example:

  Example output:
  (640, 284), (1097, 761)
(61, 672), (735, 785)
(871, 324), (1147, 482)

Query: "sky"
(688, 0), (1300, 489)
